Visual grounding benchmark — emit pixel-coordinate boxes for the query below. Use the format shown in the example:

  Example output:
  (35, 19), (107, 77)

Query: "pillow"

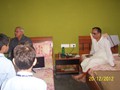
(33, 41), (53, 59)
(33, 41), (53, 69)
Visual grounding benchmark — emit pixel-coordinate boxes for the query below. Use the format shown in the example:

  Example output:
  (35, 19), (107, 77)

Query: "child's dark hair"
(0, 33), (9, 50)
(14, 45), (36, 70)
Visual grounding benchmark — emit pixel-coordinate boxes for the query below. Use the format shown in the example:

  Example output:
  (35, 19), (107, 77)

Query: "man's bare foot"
(72, 73), (85, 80)
(72, 74), (86, 83)
(72, 75), (80, 80)
(77, 77), (86, 83)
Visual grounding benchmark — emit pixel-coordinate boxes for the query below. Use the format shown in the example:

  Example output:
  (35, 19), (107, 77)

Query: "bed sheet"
(44, 57), (53, 69)
(33, 41), (53, 69)
(33, 68), (54, 90)
(85, 55), (120, 90)
(32, 40), (54, 90)
(33, 57), (54, 90)
(89, 70), (120, 90)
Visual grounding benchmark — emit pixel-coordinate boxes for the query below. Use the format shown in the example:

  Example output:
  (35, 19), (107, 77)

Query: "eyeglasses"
(92, 32), (98, 35)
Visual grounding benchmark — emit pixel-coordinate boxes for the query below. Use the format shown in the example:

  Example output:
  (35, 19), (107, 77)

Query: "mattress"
(85, 54), (120, 90)
(33, 68), (54, 90)
(91, 70), (120, 90)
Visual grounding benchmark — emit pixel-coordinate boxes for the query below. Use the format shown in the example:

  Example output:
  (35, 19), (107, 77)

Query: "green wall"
(0, 0), (120, 54)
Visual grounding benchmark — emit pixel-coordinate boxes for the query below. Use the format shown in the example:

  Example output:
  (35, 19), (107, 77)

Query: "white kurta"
(81, 34), (115, 72)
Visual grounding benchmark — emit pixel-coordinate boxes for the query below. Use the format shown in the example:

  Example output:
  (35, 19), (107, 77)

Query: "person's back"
(0, 33), (16, 89)
(2, 72), (47, 90)
(2, 45), (47, 90)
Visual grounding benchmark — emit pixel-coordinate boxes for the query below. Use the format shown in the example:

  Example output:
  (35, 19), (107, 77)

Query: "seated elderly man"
(8, 26), (32, 60)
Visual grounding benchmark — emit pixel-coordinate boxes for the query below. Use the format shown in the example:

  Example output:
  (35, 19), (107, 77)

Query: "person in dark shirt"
(8, 26), (32, 60)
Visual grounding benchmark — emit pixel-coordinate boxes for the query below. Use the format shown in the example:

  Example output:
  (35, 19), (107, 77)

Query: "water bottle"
(61, 47), (65, 58)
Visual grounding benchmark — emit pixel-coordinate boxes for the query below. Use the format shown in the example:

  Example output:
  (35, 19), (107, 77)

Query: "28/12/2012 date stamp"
(89, 76), (114, 81)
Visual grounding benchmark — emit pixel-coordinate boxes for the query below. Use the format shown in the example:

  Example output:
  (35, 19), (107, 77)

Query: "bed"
(78, 36), (120, 90)
(30, 37), (54, 90)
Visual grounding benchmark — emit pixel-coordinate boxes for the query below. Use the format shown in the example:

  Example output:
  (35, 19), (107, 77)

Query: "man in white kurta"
(81, 30), (115, 72)
(72, 27), (115, 82)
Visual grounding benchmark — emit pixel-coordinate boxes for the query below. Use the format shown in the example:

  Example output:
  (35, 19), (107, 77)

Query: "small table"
(55, 54), (80, 75)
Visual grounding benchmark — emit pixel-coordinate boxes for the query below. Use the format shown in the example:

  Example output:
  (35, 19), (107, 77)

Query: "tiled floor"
(54, 74), (90, 90)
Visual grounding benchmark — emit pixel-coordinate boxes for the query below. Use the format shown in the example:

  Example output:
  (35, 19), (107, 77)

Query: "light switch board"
(61, 44), (69, 48)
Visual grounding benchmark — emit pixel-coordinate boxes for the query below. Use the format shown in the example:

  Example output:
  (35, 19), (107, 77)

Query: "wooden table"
(55, 54), (80, 75)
